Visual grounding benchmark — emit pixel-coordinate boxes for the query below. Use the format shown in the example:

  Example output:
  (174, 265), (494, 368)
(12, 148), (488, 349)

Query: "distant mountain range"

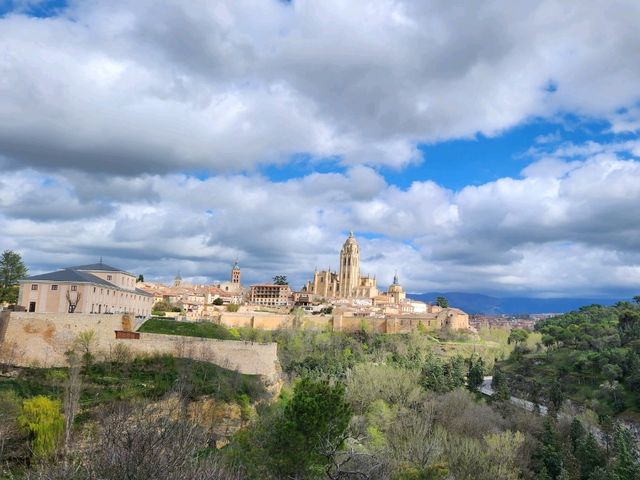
(408, 292), (623, 315)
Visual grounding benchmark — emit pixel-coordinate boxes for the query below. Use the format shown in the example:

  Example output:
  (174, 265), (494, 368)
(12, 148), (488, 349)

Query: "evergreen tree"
(569, 418), (586, 452)
(0, 250), (27, 304)
(534, 419), (564, 480)
(467, 355), (485, 392)
(447, 355), (466, 389)
(612, 425), (640, 480)
(491, 366), (511, 401)
(575, 433), (606, 480)
(435, 296), (449, 308)
(270, 377), (352, 478)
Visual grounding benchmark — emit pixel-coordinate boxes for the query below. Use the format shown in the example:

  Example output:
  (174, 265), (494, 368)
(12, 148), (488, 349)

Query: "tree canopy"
(273, 275), (288, 285)
(0, 250), (27, 304)
(435, 296), (449, 308)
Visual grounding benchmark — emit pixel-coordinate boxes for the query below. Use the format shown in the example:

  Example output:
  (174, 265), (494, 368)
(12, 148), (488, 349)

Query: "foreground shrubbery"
(2, 320), (639, 479)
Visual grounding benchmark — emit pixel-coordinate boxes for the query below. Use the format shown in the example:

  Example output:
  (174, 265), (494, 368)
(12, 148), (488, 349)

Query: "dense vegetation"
(1, 318), (639, 479)
(501, 302), (640, 417)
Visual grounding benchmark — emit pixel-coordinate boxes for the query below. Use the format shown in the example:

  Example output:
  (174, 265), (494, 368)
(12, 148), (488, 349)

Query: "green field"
(139, 317), (242, 340)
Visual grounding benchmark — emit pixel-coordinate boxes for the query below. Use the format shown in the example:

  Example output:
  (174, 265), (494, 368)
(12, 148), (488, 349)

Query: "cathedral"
(303, 232), (380, 299)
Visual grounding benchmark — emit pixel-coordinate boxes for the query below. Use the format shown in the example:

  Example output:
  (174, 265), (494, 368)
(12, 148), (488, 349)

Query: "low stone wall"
(0, 312), (279, 381)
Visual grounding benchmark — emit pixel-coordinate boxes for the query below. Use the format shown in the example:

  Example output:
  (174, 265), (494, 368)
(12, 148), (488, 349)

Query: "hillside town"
(11, 232), (469, 332)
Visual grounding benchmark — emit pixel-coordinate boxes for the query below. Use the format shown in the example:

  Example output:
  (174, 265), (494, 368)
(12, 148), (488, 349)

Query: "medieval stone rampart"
(0, 312), (279, 381)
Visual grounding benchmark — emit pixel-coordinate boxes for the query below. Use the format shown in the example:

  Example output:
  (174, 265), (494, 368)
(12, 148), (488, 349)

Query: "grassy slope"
(138, 318), (241, 340)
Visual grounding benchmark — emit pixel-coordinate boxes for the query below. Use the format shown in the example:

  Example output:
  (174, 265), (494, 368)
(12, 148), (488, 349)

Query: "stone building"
(219, 261), (243, 294)
(18, 262), (153, 316)
(303, 232), (379, 299)
(249, 284), (292, 307)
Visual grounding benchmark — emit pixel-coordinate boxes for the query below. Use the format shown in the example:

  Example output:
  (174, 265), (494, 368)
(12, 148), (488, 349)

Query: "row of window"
(31, 284), (76, 291)
(29, 284), (151, 302)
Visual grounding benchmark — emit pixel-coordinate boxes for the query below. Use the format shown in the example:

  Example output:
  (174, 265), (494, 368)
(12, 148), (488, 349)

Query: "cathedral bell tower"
(231, 261), (241, 285)
(339, 231), (360, 298)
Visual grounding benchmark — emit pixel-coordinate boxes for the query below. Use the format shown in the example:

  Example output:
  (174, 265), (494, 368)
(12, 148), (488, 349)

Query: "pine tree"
(0, 250), (28, 304)
(467, 355), (485, 392)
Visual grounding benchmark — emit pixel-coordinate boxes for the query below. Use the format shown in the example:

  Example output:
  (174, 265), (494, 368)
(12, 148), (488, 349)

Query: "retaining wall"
(0, 311), (279, 381)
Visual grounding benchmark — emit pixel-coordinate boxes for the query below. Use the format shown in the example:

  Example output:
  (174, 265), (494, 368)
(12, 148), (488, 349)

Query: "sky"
(1, 0), (640, 298)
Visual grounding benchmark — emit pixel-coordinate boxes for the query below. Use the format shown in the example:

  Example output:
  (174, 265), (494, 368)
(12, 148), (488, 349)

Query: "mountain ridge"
(408, 291), (622, 314)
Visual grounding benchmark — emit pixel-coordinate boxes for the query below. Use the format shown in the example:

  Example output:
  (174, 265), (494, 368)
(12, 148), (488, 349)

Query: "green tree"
(491, 367), (511, 401)
(447, 355), (466, 389)
(270, 377), (352, 478)
(535, 419), (563, 480)
(213, 297), (224, 305)
(273, 275), (288, 285)
(575, 432), (606, 480)
(633, 295), (640, 305)
(420, 355), (448, 392)
(508, 328), (530, 346)
(18, 396), (64, 459)
(612, 425), (640, 480)
(136, 274), (144, 282)
(0, 250), (27, 304)
(435, 296), (449, 308)
(549, 379), (565, 415)
(467, 355), (485, 392)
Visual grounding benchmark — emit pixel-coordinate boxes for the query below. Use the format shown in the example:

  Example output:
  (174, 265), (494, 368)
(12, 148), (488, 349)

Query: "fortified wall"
(216, 307), (469, 333)
(0, 312), (279, 381)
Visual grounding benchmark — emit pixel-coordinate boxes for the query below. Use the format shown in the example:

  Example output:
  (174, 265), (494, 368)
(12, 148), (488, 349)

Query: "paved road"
(481, 376), (548, 415)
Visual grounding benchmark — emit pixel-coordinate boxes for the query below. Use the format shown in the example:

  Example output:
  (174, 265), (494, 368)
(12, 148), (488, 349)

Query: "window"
(107, 275), (112, 281)
(93, 287), (96, 293)
(51, 285), (58, 291)
(68, 304), (76, 313)
(29, 302), (36, 312)
(71, 285), (77, 291)
(31, 284), (38, 291)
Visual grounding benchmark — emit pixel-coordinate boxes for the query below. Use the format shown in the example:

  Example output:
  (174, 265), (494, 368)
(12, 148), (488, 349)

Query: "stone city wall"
(214, 310), (469, 334)
(0, 312), (279, 381)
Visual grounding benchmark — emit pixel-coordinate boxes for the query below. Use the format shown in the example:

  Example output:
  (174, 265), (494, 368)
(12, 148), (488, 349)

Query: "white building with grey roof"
(18, 262), (153, 316)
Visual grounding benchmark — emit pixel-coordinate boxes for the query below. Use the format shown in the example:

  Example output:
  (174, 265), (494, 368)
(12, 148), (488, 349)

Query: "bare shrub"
(433, 388), (504, 438)
(22, 401), (239, 480)
(63, 353), (82, 454)
(110, 342), (132, 364)
(345, 363), (423, 414)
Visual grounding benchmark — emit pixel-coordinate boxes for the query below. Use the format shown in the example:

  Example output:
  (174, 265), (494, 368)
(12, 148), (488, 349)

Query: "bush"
(226, 304), (240, 312)
(18, 396), (64, 458)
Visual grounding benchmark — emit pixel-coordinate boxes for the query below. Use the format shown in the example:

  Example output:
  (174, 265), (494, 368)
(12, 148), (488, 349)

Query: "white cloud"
(1, 1), (640, 173)
(1, 145), (639, 297)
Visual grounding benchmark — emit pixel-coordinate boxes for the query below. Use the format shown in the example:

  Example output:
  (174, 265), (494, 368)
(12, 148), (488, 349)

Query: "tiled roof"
(67, 263), (125, 273)
(22, 267), (153, 297)
(23, 269), (114, 287)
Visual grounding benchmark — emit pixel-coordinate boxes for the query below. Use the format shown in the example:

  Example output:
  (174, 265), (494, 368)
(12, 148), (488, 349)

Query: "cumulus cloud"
(1, 145), (639, 297)
(1, 0), (640, 173)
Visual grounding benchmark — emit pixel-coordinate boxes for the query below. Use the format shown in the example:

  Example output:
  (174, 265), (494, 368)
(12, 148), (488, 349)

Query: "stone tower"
(339, 231), (360, 298)
(231, 261), (241, 286)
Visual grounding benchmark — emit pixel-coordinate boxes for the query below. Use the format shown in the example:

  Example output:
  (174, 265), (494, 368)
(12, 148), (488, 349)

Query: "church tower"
(231, 261), (241, 286)
(339, 232), (360, 298)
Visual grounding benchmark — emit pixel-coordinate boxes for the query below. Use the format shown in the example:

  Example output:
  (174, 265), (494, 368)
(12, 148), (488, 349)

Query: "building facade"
(249, 284), (292, 307)
(303, 232), (379, 299)
(18, 262), (154, 316)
